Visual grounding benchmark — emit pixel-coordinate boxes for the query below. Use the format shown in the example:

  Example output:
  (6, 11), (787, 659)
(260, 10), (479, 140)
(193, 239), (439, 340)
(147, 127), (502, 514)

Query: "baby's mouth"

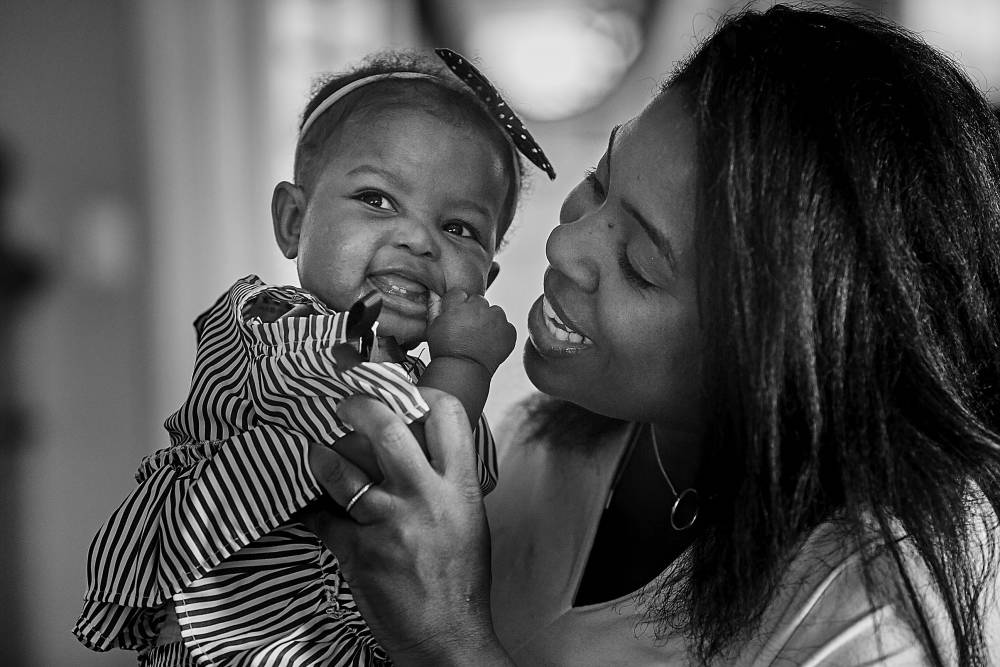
(368, 273), (430, 306)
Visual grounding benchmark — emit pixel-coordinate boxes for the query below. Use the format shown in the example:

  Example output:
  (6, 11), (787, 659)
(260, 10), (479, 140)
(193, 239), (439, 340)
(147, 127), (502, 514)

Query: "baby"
(74, 49), (555, 666)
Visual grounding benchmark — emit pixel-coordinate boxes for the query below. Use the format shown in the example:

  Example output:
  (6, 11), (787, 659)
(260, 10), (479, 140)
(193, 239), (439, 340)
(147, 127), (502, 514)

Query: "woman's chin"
(522, 340), (555, 393)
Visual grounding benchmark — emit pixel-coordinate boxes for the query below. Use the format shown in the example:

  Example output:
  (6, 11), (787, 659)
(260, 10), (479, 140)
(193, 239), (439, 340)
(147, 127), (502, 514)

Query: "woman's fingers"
(307, 442), (388, 523)
(338, 395), (433, 489)
(321, 391), (480, 521)
(304, 391), (508, 663)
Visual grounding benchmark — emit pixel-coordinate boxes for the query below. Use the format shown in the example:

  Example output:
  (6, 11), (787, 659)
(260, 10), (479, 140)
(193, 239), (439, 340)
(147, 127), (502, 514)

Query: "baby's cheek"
(445, 257), (491, 296)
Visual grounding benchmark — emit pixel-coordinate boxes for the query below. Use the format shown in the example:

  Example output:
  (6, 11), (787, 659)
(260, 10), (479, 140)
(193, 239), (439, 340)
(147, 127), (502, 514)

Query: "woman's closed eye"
(354, 190), (397, 212)
(618, 247), (656, 290)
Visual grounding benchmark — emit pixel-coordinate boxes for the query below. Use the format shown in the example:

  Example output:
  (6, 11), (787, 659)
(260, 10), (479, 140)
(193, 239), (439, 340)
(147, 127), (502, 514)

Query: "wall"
(0, 1), (148, 665)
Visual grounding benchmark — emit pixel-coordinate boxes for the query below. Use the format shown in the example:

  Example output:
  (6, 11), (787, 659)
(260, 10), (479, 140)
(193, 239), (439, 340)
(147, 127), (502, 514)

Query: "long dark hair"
(528, 4), (1000, 664)
(676, 4), (1000, 664)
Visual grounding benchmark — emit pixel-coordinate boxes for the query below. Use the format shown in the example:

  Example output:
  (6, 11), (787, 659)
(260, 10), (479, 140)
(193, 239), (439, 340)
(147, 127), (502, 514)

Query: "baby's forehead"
(333, 95), (514, 177)
(347, 80), (496, 131)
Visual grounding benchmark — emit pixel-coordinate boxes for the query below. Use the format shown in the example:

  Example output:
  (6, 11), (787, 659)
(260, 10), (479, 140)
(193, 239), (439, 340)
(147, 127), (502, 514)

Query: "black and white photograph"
(2, 1), (999, 665)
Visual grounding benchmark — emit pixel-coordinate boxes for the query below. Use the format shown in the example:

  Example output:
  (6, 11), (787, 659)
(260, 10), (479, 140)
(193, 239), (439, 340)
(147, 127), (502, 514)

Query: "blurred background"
(0, 0), (997, 664)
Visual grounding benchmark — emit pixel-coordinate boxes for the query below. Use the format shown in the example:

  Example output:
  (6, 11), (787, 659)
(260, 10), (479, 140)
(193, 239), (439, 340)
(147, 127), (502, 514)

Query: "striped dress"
(73, 275), (498, 666)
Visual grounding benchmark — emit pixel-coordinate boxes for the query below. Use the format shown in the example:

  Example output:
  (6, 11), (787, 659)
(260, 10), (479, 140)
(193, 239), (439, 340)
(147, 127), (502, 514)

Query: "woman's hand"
(305, 389), (514, 666)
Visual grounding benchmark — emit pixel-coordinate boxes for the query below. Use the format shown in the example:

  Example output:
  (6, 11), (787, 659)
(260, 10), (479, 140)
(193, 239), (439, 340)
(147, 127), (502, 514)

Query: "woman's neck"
(649, 421), (704, 499)
(573, 421), (704, 606)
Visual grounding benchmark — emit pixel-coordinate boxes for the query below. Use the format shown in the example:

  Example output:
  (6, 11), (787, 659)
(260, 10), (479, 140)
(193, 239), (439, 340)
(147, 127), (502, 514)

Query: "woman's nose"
(547, 198), (601, 293)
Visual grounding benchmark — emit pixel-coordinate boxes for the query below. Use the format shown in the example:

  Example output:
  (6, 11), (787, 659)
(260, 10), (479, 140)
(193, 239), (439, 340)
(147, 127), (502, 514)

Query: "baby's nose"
(391, 217), (438, 257)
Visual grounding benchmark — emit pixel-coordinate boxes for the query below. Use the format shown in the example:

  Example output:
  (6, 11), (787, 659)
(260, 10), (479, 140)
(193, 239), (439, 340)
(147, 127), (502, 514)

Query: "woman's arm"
(306, 389), (516, 666)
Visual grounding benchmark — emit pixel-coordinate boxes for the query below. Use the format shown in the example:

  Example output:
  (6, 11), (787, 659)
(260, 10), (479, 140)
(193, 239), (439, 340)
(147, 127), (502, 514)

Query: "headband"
(299, 72), (437, 137)
(298, 49), (556, 181)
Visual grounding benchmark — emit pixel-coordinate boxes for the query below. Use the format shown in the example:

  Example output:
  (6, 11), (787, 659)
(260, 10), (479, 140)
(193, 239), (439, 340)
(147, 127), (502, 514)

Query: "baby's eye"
(355, 190), (396, 212)
(442, 220), (479, 241)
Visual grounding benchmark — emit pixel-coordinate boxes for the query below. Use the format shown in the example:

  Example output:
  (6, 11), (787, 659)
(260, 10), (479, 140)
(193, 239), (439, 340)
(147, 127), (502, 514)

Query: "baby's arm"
(328, 291), (514, 484)
(419, 289), (517, 426)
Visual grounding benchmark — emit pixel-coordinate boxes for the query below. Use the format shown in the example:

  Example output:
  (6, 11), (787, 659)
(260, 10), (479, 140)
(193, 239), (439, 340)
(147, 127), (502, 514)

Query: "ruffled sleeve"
(73, 426), (321, 651)
(244, 310), (430, 445)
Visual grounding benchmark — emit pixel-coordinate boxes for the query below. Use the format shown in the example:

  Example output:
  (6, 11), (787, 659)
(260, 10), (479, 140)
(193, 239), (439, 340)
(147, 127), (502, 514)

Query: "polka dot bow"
(435, 48), (556, 180)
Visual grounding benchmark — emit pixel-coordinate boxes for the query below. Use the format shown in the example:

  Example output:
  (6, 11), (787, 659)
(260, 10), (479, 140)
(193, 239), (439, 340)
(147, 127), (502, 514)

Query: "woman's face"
(524, 86), (704, 429)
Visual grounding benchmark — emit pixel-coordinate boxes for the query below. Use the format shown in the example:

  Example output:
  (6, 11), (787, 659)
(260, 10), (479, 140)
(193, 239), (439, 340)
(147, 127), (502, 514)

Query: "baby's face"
(293, 104), (511, 346)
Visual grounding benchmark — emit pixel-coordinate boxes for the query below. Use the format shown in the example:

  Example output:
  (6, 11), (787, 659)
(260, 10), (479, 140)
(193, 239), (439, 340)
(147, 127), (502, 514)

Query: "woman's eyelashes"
(584, 167), (606, 200)
(618, 247), (656, 290)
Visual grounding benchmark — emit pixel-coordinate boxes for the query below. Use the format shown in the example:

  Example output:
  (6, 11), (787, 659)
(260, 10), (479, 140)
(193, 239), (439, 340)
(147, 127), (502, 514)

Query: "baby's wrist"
(429, 352), (497, 378)
(419, 355), (493, 425)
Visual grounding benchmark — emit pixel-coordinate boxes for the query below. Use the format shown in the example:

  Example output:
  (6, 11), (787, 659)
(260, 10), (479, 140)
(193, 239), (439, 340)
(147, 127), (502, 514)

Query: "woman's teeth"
(542, 296), (591, 344)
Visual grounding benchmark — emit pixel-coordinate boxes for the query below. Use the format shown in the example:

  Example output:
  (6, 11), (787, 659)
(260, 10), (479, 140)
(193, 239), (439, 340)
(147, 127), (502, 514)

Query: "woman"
(307, 5), (1000, 665)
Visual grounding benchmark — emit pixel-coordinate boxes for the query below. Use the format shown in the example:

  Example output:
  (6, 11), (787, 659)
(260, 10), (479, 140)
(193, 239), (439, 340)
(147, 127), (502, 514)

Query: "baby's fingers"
(440, 288), (471, 309)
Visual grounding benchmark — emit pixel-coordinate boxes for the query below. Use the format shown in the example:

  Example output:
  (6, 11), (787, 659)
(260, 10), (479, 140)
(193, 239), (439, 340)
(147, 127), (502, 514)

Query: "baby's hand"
(426, 290), (516, 375)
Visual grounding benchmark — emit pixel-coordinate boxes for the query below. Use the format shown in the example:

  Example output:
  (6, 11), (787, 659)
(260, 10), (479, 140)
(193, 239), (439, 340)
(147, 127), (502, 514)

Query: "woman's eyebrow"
(608, 123), (678, 272)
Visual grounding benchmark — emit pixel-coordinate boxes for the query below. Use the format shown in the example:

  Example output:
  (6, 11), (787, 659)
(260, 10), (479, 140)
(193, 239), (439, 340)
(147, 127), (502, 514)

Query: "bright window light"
(468, 7), (643, 121)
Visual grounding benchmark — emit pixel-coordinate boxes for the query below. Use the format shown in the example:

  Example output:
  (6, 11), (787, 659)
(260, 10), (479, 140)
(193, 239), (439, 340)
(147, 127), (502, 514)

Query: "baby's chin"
(373, 311), (427, 350)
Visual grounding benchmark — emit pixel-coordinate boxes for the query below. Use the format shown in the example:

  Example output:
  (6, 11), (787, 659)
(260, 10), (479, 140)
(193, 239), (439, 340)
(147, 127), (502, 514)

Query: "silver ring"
(345, 482), (374, 515)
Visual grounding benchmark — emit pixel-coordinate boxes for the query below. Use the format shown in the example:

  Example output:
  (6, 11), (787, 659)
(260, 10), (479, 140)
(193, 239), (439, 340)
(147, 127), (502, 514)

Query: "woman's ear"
(272, 181), (307, 259)
(487, 261), (500, 288)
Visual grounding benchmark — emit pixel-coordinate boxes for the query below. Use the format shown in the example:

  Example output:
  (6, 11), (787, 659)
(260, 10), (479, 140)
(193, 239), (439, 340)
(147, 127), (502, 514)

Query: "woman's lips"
(527, 295), (593, 357)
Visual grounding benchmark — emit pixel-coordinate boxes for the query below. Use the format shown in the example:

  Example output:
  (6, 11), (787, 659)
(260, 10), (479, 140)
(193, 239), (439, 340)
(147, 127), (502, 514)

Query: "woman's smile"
(542, 295), (591, 344)
(527, 295), (593, 357)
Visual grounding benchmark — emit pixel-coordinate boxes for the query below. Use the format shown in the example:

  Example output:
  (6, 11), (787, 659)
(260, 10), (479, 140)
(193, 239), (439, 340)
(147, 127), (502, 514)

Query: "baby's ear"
(272, 181), (307, 259)
(486, 261), (500, 289)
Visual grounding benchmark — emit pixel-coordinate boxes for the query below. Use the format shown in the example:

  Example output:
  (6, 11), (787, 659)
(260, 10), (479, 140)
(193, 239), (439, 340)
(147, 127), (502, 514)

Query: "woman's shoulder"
(744, 495), (1000, 666)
